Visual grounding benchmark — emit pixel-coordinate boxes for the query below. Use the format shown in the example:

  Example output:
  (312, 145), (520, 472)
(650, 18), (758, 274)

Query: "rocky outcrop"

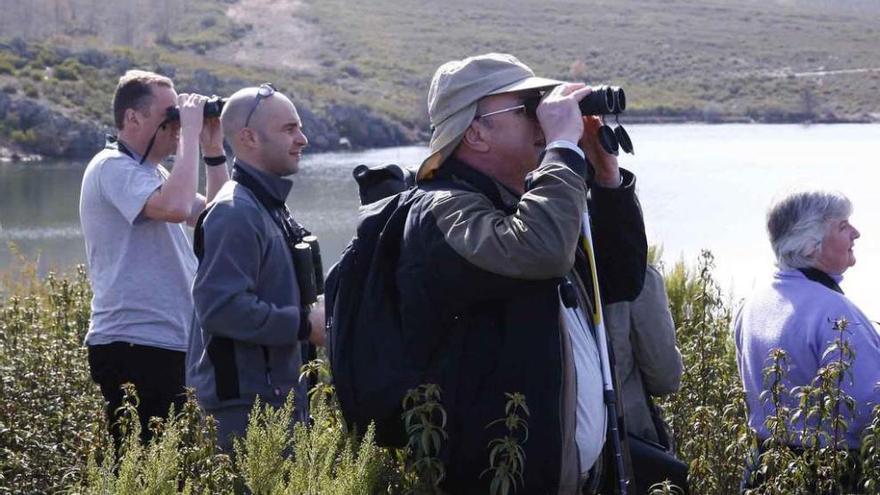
(297, 105), (341, 150)
(0, 91), (107, 159)
(326, 104), (411, 149)
(300, 104), (413, 151)
(0, 39), (423, 160)
(0, 91), (420, 160)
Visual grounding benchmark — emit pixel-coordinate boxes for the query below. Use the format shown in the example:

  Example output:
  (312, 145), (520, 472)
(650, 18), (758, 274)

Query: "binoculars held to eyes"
(580, 86), (632, 156)
(579, 86), (626, 116)
(164, 95), (227, 123)
(526, 85), (632, 156)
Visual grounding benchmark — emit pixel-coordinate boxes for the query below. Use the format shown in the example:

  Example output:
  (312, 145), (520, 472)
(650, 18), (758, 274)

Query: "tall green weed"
(659, 251), (752, 495)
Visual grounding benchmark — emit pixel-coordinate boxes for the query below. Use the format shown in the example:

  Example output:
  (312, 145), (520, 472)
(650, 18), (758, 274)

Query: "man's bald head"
(221, 86), (293, 144)
(221, 85), (308, 176)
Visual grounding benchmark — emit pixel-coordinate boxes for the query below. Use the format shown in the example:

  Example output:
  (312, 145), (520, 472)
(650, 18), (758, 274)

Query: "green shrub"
(660, 251), (754, 495)
(26, 68), (43, 82)
(0, 59), (14, 75)
(54, 58), (83, 81)
(4, 248), (880, 493)
(482, 393), (530, 495)
(0, 51), (23, 72)
(0, 264), (99, 493)
(10, 128), (38, 145)
(401, 384), (447, 493)
(34, 45), (62, 67)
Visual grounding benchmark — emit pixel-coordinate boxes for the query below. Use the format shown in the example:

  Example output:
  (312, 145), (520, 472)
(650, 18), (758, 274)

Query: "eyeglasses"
(475, 104), (527, 120)
(244, 83), (276, 128)
(475, 95), (541, 121)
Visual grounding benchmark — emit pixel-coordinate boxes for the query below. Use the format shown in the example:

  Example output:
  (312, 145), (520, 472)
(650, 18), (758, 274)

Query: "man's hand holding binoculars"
(174, 93), (224, 163)
(536, 83), (621, 188)
(176, 93), (207, 142)
(536, 83), (590, 145)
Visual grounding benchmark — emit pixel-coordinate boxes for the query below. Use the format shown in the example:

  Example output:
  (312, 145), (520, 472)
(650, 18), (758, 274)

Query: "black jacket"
(397, 149), (647, 493)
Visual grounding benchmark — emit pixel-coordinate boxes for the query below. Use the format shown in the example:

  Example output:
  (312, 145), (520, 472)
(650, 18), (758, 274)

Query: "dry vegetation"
(300, 0), (880, 123)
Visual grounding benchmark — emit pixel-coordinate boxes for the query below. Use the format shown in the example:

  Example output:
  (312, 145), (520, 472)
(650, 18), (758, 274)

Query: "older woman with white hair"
(735, 189), (880, 455)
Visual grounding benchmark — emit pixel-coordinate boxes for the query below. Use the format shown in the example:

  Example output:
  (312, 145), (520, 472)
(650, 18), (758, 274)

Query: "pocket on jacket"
(207, 336), (240, 401)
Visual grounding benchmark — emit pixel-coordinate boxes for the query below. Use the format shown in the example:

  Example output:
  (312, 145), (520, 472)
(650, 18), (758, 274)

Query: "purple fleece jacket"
(734, 269), (880, 448)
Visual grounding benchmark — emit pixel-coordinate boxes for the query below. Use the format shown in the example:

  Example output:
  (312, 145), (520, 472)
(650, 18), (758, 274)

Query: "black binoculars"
(579, 86), (626, 116)
(164, 95), (226, 123)
(292, 235), (325, 306)
(580, 86), (632, 156)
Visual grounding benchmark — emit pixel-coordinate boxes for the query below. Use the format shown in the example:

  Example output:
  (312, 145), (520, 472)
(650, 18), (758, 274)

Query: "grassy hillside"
(1, 0), (879, 157)
(0, 0), (414, 157)
(300, 0), (880, 123)
(0, 0), (247, 52)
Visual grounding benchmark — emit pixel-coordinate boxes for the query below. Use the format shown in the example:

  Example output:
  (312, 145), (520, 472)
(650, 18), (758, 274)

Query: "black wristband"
(298, 308), (312, 340)
(204, 155), (227, 167)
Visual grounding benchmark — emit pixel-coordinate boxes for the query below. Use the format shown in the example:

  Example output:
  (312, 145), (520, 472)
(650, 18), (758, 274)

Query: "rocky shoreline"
(0, 89), (419, 162)
(1, 90), (876, 163)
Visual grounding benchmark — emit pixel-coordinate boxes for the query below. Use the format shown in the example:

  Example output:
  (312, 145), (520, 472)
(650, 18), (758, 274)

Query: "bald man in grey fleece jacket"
(187, 85), (324, 451)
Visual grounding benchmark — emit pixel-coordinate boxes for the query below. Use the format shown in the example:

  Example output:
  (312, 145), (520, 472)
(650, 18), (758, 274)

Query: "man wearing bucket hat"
(394, 53), (647, 493)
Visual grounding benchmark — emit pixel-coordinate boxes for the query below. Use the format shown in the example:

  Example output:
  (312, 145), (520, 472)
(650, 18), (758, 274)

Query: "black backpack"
(324, 164), (418, 447)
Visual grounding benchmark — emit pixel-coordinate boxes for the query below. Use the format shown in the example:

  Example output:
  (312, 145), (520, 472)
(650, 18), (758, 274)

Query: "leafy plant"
(400, 384), (447, 493)
(659, 251), (749, 495)
(482, 392), (530, 495)
(4, 250), (880, 493)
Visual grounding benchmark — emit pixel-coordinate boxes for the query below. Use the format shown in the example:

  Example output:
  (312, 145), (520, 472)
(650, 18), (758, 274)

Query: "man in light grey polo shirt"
(79, 70), (228, 447)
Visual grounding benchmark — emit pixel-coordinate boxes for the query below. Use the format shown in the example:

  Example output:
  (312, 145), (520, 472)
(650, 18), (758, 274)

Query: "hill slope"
(1, 0), (879, 158)
(296, 0), (880, 123)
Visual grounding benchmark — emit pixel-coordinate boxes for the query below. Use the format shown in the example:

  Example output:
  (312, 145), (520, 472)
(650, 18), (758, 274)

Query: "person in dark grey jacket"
(187, 84), (325, 451)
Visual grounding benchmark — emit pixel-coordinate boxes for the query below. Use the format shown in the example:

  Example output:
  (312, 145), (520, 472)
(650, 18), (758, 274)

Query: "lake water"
(2, 124), (879, 317)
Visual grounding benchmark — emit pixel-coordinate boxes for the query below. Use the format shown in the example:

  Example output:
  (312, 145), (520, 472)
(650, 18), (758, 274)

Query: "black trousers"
(88, 342), (186, 450)
(628, 435), (689, 494)
(586, 435), (689, 495)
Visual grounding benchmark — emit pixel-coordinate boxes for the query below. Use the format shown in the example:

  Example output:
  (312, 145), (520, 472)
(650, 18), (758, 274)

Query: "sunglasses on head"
(244, 83), (277, 128)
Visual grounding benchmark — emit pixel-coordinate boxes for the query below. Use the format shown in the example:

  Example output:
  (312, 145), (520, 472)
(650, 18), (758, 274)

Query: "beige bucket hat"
(418, 53), (563, 181)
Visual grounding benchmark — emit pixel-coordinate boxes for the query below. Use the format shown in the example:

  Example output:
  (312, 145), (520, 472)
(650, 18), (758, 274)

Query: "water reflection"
(1, 160), (86, 273)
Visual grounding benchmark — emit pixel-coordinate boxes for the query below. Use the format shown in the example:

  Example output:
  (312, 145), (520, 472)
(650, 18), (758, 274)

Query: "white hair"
(766, 189), (852, 270)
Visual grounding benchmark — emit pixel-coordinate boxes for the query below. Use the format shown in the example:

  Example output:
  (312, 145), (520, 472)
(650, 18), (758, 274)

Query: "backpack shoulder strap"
(193, 206), (212, 263)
